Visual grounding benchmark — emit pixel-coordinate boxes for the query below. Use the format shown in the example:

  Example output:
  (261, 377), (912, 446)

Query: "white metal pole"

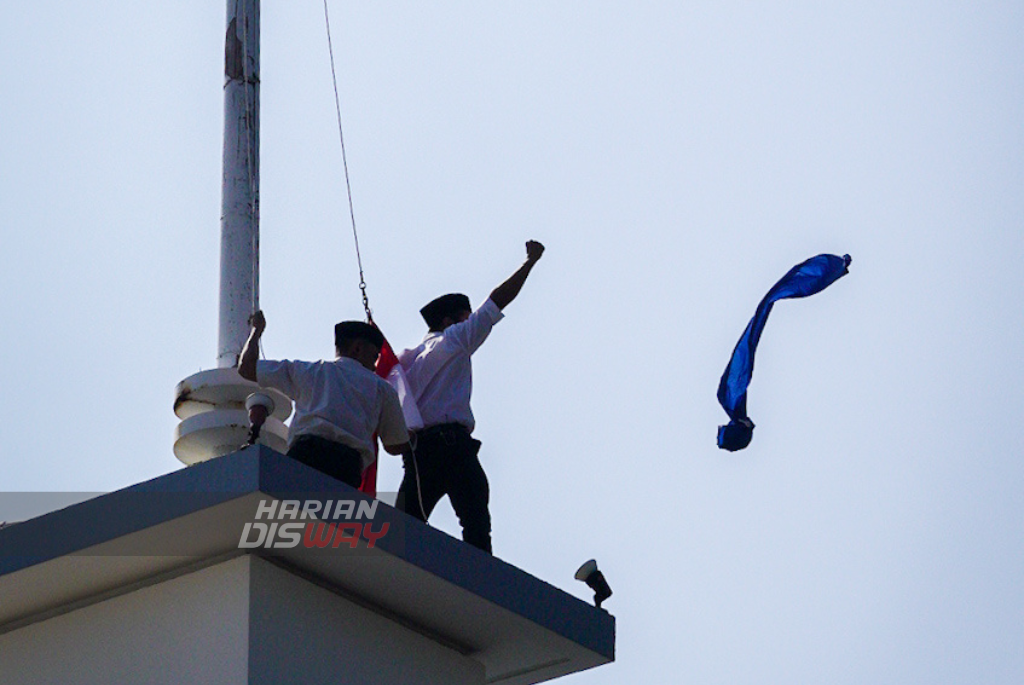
(174, 0), (290, 463)
(218, 0), (260, 368)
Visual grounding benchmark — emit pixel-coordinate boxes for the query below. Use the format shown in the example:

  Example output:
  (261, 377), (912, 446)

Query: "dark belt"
(414, 422), (469, 444)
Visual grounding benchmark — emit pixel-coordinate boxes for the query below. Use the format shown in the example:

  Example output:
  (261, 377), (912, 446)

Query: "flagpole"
(173, 0), (290, 464)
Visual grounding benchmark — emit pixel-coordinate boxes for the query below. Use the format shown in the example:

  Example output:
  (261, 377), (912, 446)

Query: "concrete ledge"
(0, 446), (614, 684)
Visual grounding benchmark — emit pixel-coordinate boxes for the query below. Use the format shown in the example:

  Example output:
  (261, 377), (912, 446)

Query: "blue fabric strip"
(717, 253), (851, 451)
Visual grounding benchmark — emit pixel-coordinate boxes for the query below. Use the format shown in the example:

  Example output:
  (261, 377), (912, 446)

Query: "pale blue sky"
(2, 2), (1023, 683)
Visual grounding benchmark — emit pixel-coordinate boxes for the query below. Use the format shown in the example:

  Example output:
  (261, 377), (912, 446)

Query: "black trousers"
(287, 435), (363, 489)
(398, 424), (492, 554)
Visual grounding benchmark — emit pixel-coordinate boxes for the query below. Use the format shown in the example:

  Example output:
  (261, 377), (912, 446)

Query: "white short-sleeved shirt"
(398, 298), (504, 432)
(256, 357), (409, 468)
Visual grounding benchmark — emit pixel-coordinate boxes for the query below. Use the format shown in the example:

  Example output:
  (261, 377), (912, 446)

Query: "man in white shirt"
(397, 241), (545, 553)
(238, 311), (411, 488)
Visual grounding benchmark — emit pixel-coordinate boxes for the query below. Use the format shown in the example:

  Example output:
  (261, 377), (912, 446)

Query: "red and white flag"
(360, 335), (423, 496)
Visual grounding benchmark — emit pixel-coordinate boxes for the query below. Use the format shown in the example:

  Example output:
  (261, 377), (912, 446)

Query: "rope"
(411, 438), (427, 520)
(323, 0), (372, 323)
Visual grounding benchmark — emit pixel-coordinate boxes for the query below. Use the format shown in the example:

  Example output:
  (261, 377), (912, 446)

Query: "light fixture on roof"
(575, 559), (612, 608)
(244, 393), (276, 447)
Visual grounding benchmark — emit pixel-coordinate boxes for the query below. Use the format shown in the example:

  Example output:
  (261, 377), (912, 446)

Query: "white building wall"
(247, 555), (485, 685)
(0, 556), (251, 685)
(0, 555), (484, 685)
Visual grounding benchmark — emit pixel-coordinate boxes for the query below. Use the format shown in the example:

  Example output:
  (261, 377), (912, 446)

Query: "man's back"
(400, 299), (504, 432)
(258, 357), (403, 466)
(237, 313), (411, 489)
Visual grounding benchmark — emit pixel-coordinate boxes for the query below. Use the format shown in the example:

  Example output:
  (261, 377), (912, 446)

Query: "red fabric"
(359, 334), (400, 496)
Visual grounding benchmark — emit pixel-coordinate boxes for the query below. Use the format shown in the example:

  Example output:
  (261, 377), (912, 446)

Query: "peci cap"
(420, 293), (471, 330)
(334, 320), (384, 351)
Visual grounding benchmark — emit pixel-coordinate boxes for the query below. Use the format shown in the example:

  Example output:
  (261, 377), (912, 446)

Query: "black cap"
(420, 293), (471, 330)
(334, 321), (384, 351)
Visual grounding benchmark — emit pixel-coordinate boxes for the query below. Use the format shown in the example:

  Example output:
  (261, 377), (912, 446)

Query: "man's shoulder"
(330, 357), (377, 379)
(400, 335), (449, 363)
(376, 374), (401, 397)
(397, 345), (421, 364)
(258, 358), (317, 375)
(364, 370), (402, 408)
(333, 358), (393, 387)
(443, 299), (503, 352)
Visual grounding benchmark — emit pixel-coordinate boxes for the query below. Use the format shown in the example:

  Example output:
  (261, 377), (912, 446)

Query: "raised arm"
(489, 240), (545, 310)
(237, 310), (265, 382)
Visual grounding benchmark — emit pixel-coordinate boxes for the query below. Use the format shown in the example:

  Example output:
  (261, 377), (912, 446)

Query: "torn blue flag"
(717, 253), (851, 451)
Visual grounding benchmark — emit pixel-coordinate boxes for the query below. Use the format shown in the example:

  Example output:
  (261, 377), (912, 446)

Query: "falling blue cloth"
(717, 253), (851, 451)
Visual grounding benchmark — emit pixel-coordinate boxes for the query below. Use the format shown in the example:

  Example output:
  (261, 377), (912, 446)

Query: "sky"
(2, 1), (1023, 683)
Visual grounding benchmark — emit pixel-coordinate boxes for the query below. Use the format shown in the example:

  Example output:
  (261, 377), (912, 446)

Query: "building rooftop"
(0, 446), (614, 684)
